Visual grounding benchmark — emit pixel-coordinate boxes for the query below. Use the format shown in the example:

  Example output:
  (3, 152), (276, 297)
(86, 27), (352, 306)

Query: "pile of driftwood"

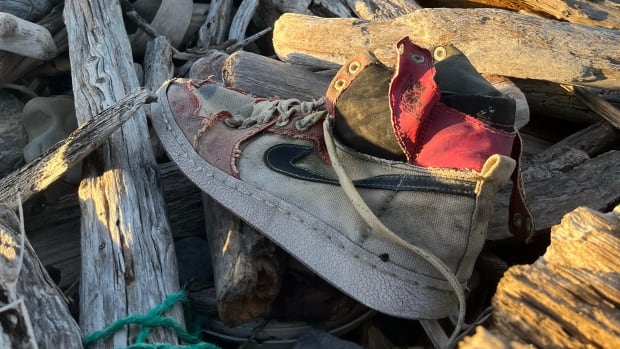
(0, 0), (619, 348)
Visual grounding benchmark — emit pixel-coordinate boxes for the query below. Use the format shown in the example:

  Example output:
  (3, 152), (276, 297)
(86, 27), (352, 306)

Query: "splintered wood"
(492, 205), (620, 348)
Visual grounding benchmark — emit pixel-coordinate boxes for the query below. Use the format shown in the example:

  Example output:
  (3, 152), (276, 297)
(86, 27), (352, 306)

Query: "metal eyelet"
(348, 61), (361, 74)
(433, 46), (447, 61)
(410, 54), (425, 63)
(334, 79), (346, 91)
(512, 213), (523, 228)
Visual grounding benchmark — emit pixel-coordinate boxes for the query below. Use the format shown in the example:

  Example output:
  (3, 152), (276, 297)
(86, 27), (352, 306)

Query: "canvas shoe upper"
(149, 37), (516, 345)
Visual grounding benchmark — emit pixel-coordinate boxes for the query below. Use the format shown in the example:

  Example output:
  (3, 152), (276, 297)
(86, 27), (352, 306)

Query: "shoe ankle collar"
(325, 54), (377, 116)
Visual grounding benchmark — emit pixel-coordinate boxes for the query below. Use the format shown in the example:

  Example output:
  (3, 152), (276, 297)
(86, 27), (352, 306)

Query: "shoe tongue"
(433, 46), (516, 131)
(333, 62), (405, 160)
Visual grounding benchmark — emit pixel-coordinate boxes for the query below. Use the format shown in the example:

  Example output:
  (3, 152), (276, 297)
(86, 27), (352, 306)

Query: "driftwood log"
(223, 50), (332, 100)
(0, 89), (151, 209)
(0, 3), (65, 85)
(273, 9), (620, 89)
(0, 12), (56, 60)
(202, 194), (282, 326)
(419, 0), (620, 29)
(488, 132), (620, 240)
(491, 205), (620, 348)
(346, 0), (422, 20)
(0, 203), (82, 348)
(228, 0), (259, 42)
(196, 0), (233, 49)
(21, 161), (207, 298)
(63, 1), (182, 347)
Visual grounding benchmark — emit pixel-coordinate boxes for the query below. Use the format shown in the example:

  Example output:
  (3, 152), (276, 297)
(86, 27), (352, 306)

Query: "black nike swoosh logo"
(264, 144), (475, 196)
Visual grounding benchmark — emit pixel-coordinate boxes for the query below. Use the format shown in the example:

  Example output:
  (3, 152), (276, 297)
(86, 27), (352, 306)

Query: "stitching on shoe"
(160, 103), (455, 294)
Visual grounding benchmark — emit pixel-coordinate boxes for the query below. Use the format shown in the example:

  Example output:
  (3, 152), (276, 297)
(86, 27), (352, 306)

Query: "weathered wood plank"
(492, 205), (620, 348)
(0, 203), (83, 348)
(0, 89), (151, 210)
(63, 1), (183, 347)
(273, 10), (620, 89)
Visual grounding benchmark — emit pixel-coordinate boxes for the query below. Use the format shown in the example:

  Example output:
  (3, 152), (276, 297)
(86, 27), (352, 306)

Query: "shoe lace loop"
(323, 116), (467, 349)
(224, 97), (326, 130)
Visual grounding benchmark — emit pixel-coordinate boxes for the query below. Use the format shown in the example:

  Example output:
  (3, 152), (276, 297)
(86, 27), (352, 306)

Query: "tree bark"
(63, 1), (182, 347)
(492, 205), (620, 348)
(273, 10), (620, 89)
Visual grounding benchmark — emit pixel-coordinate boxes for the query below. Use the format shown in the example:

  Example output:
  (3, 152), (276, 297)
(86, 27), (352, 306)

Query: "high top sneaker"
(149, 37), (516, 346)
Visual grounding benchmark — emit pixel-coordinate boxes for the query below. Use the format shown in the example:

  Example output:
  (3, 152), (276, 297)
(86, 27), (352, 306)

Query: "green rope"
(82, 291), (220, 349)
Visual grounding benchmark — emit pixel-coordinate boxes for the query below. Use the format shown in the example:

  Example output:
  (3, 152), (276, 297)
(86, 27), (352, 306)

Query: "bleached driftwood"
(0, 203), (82, 348)
(228, 0), (259, 41)
(0, 89), (151, 210)
(513, 78), (620, 124)
(0, 12), (56, 59)
(196, 0), (233, 48)
(489, 131), (620, 240)
(346, 0), (421, 20)
(188, 50), (229, 82)
(420, 0), (620, 29)
(0, 3), (64, 84)
(492, 205), (620, 348)
(0, 0), (54, 22)
(22, 161), (208, 297)
(223, 50), (332, 100)
(273, 9), (620, 89)
(64, 1), (183, 347)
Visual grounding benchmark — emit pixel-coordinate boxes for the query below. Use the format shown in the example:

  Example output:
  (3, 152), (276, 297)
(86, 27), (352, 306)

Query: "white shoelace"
(224, 97), (326, 130)
(323, 116), (466, 348)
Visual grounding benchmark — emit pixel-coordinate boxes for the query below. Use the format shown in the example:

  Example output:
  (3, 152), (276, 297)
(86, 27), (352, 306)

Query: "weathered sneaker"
(150, 37), (516, 345)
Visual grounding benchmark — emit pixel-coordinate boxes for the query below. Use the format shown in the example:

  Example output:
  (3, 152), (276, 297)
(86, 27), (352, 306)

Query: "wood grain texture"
(273, 10), (620, 89)
(202, 193), (282, 327)
(492, 205), (620, 348)
(0, 3), (65, 84)
(0, 89), (150, 210)
(346, 0), (421, 20)
(419, 0), (620, 29)
(489, 148), (620, 240)
(0, 204), (82, 348)
(197, 0), (234, 48)
(223, 50), (332, 100)
(63, 1), (182, 347)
